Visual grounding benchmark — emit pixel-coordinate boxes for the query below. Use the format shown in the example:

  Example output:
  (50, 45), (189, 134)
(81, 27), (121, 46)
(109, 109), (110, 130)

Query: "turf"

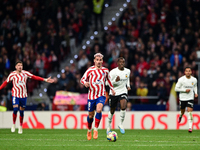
(0, 129), (200, 150)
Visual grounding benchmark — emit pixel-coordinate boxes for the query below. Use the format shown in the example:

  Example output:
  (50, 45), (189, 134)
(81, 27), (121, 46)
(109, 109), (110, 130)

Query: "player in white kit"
(107, 57), (131, 134)
(175, 67), (198, 133)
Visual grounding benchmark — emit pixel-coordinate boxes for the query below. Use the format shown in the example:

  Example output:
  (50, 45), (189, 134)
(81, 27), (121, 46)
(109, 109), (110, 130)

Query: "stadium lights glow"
(70, 60), (74, 64)
(57, 74), (61, 78)
(116, 13), (120, 16)
(82, 45), (86, 49)
(39, 93), (43, 97)
(44, 88), (47, 92)
(120, 8), (123, 11)
(105, 4), (109, 7)
(86, 40), (90, 45)
(94, 31), (98, 35)
(108, 21), (112, 25)
(123, 3), (127, 7)
(61, 69), (65, 73)
(112, 17), (116, 21)
(90, 36), (94, 40)
(74, 55), (78, 59)
(126, 0), (130, 2)
(104, 26), (108, 30)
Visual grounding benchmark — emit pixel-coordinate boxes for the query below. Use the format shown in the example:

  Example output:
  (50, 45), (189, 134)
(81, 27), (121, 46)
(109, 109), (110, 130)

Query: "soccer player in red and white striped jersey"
(80, 53), (115, 140)
(0, 61), (54, 134)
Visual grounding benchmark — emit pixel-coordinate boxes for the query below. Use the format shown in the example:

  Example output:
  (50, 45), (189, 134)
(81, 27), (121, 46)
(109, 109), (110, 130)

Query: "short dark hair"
(15, 60), (23, 66)
(118, 57), (125, 62)
(184, 66), (192, 71)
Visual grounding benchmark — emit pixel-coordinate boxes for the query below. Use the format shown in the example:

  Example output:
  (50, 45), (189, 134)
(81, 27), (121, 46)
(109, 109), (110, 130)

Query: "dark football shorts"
(109, 93), (128, 108)
(179, 100), (194, 109)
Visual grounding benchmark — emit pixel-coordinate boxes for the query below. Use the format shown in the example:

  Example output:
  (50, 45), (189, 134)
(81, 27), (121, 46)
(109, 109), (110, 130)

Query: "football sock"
(19, 110), (24, 126)
(13, 108), (18, 124)
(120, 110), (126, 126)
(107, 111), (113, 128)
(95, 112), (102, 130)
(87, 116), (93, 131)
(188, 112), (193, 129)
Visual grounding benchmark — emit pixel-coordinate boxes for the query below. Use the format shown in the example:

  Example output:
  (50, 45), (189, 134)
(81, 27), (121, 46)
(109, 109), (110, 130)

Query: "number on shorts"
(88, 102), (91, 108)
(13, 97), (16, 104)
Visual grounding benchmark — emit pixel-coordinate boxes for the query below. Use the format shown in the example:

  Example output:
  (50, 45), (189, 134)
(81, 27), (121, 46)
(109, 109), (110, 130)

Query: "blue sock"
(95, 112), (102, 120)
(13, 107), (18, 115)
(20, 110), (24, 117)
(87, 116), (93, 123)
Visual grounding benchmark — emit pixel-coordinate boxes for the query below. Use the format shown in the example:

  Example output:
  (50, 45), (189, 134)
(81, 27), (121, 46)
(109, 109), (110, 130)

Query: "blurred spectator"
(47, 77), (60, 103)
(58, 73), (69, 90)
(136, 82), (148, 103)
(126, 102), (133, 111)
(170, 49), (183, 67)
(93, 0), (105, 31)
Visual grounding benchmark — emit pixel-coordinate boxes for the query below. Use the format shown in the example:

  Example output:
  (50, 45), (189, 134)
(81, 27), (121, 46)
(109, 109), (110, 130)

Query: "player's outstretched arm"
(0, 80), (8, 90)
(31, 75), (54, 83)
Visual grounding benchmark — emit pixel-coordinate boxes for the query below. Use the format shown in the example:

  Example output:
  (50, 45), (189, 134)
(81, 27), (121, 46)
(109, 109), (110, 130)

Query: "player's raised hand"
(46, 76), (54, 83)
(127, 87), (131, 91)
(195, 94), (198, 98)
(84, 82), (90, 88)
(111, 89), (116, 96)
(115, 76), (120, 82)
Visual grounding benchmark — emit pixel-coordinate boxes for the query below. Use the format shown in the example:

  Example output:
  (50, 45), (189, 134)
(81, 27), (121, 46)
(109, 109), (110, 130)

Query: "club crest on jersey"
(192, 82), (194, 85)
(102, 73), (105, 76)
(125, 74), (128, 78)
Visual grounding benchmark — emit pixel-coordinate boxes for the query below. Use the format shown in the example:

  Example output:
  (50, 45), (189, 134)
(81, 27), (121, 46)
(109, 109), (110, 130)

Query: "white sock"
(94, 127), (98, 131)
(107, 111), (113, 129)
(119, 110), (126, 126)
(188, 112), (193, 129)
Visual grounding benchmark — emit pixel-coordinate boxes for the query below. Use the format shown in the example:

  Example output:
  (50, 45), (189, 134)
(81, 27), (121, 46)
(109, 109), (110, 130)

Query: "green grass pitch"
(1, 129), (200, 150)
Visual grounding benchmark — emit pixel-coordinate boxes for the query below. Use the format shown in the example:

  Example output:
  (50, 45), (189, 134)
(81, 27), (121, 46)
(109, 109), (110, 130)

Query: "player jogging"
(175, 67), (198, 133)
(107, 57), (131, 134)
(0, 61), (54, 134)
(80, 53), (115, 140)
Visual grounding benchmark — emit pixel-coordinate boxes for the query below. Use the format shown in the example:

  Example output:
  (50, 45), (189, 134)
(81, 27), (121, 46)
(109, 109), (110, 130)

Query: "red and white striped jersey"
(80, 66), (114, 100)
(6, 70), (34, 98)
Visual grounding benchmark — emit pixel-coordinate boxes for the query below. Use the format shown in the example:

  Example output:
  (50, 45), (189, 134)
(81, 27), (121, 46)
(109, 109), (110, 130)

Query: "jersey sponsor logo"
(93, 78), (102, 84)
(184, 86), (193, 88)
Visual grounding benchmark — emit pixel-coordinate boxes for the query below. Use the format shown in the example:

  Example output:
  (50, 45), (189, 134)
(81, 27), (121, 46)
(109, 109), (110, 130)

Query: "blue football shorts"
(88, 96), (106, 112)
(12, 96), (27, 108)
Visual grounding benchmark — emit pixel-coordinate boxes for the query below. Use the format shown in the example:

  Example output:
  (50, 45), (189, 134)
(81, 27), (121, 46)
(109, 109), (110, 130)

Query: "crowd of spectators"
(70, 0), (200, 106)
(0, 0), (93, 109)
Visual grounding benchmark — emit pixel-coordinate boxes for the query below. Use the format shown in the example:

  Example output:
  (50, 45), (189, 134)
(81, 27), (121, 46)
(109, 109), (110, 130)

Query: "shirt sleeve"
(175, 78), (186, 93)
(106, 70), (114, 90)
(24, 71), (34, 78)
(194, 79), (198, 94)
(80, 69), (90, 85)
(109, 69), (119, 86)
(127, 70), (131, 88)
(7, 73), (13, 82)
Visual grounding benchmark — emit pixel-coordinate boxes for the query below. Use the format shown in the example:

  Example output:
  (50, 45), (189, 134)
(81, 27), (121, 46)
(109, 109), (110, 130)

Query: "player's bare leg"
(187, 107), (193, 133)
(87, 111), (94, 140)
(93, 103), (103, 139)
(118, 99), (127, 134)
(11, 104), (18, 132)
(18, 107), (25, 134)
(107, 107), (116, 134)
(178, 109), (185, 123)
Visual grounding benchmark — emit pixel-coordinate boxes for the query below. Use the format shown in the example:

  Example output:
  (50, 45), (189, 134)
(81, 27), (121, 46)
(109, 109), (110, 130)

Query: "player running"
(175, 67), (198, 133)
(0, 61), (54, 134)
(80, 53), (115, 140)
(107, 57), (131, 134)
